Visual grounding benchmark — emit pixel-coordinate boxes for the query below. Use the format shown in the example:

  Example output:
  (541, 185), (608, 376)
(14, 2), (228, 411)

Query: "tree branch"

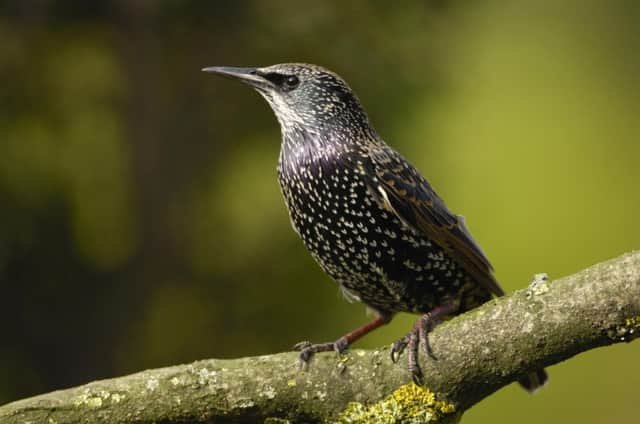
(2, 251), (639, 423)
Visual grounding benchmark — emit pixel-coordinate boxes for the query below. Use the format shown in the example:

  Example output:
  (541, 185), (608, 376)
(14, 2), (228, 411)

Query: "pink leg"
(294, 313), (393, 365)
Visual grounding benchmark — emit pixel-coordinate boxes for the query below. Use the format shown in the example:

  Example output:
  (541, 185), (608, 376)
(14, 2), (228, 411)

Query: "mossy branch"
(1, 252), (639, 423)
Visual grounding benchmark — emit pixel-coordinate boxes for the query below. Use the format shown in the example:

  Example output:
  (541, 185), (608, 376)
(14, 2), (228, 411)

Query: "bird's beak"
(202, 66), (270, 89)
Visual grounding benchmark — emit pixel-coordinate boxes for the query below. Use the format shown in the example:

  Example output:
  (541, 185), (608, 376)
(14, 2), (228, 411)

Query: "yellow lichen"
(625, 316), (640, 330)
(337, 383), (458, 423)
(623, 316), (640, 340)
(608, 316), (640, 342)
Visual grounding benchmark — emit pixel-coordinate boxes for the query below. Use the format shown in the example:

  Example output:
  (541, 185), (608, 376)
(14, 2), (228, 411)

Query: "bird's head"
(203, 63), (371, 135)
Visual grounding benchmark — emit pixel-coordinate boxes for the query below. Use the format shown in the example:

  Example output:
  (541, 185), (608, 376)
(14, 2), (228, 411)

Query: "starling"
(203, 63), (547, 391)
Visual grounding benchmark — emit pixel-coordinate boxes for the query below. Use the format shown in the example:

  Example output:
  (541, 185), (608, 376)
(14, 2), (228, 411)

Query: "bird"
(203, 63), (547, 391)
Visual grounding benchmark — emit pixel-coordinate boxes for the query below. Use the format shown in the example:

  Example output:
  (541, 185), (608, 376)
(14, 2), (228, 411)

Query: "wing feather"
(363, 146), (504, 297)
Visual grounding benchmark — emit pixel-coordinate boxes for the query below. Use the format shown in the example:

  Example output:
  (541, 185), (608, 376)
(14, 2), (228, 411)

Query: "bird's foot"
(293, 315), (392, 370)
(390, 319), (427, 384)
(391, 305), (453, 384)
(293, 337), (349, 369)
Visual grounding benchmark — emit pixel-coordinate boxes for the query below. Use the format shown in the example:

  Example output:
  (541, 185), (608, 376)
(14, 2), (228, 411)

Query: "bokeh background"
(1, 0), (639, 422)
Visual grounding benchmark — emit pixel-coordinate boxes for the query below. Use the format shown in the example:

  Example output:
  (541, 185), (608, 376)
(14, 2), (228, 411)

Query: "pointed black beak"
(202, 66), (270, 89)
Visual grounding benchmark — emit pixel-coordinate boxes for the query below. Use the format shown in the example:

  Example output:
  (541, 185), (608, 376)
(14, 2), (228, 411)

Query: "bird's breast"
(277, 144), (377, 269)
(276, 141), (488, 314)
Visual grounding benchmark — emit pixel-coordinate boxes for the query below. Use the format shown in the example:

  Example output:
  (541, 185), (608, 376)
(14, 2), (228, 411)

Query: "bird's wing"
(362, 146), (504, 297)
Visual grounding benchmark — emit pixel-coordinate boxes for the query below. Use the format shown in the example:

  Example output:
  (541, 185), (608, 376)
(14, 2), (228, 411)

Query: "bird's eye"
(282, 75), (300, 91)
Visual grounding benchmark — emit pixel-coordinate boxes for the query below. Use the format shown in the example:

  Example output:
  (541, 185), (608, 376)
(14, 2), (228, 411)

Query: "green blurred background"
(1, 0), (639, 422)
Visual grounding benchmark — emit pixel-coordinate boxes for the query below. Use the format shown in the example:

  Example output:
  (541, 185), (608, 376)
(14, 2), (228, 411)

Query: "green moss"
(337, 383), (459, 424)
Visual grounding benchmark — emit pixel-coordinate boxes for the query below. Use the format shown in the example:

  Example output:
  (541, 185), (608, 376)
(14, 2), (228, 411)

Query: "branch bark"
(2, 251), (639, 423)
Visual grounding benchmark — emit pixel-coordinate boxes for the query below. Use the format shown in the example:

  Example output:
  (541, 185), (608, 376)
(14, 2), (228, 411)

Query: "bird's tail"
(518, 368), (548, 393)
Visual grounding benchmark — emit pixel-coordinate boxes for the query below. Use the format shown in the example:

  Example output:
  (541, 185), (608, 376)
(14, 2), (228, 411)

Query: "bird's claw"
(293, 337), (350, 370)
(391, 311), (444, 383)
(390, 336), (409, 363)
(334, 336), (349, 354)
(417, 314), (438, 360)
(410, 362), (424, 386)
(292, 341), (313, 351)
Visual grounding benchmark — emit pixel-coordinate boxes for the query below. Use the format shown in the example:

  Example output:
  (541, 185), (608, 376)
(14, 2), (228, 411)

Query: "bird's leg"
(294, 313), (392, 368)
(391, 302), (458, 383)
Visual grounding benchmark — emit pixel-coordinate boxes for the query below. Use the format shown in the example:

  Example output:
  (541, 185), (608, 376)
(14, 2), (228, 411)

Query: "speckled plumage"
(204, 63), (547, 391)
(277, 125), (492, 316)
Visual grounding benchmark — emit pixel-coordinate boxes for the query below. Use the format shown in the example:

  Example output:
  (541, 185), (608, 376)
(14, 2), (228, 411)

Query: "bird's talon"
(390, 337), (409, 363)
(411, 368), (424, 385)
(406, 327), (424, 384)
(417, 314), (440, 360)
(334, 337), (349, 354)
(293, 341), (313, 351)
(301, 350), (311, 361)
(298, 356), (310, 371)
(425, 342), (437, 360)
(294, 340), (344, 370)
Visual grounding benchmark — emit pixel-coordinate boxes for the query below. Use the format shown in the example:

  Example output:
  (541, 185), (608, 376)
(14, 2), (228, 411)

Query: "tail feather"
(518, 368), (548, 393)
